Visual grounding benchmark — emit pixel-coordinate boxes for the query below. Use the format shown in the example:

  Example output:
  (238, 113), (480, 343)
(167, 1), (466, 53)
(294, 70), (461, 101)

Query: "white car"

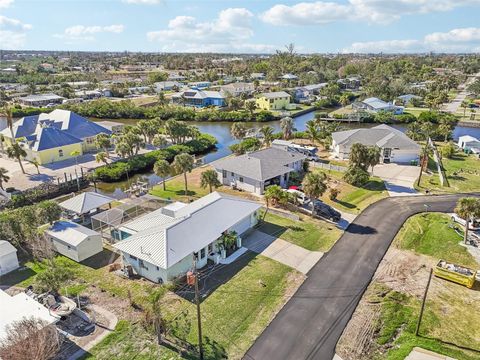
(451, 213), (480, 231)
(286, 189), (309, 204)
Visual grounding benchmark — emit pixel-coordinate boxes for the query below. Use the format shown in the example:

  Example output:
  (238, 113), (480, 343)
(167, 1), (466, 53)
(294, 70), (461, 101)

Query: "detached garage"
(0, 240), (19, 275)
(46, 220), (103, 262)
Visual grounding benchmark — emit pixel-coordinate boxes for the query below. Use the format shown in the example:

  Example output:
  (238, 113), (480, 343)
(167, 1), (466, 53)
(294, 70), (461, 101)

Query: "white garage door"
(229, 215), (252, 235)
(391, 151), (418, 164)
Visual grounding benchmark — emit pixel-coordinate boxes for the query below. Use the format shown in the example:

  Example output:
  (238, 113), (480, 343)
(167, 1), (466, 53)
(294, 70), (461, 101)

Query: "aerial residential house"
(250, 73), (265, 81)
(281, 73), (298, 81)
(172, 89), (225, 108)
(74, 89), (103, 100)
(458, 135), (480, 154)
(212, 147), (306, 195)
(168, 73), (186, 81)
(154, 81), (183, 92)
(17, 93), (64, 107)
(352, 97), (404, 115)
(331, 124), (420, 163)
(0, 240), (19, 276)
(397, 94), (422, 105)
(45, 221), (103, 262)
(220, 82), (255, 97)
(0, 109), (111, 165)
(256, 91), (292, 111)
(337, 77), (361, 90)
(293, 83), (328, 101)
(188, 81), (211, 90)
(114, 192), (262, 283)
(95, 120), (125, 135)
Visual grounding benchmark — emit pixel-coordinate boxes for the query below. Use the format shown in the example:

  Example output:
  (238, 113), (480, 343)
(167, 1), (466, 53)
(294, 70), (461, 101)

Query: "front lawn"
(417, 149), (480, 194)
(259, 211), (342, 252)
(393, 213), (477, 267)
(315, 169), (388, 214)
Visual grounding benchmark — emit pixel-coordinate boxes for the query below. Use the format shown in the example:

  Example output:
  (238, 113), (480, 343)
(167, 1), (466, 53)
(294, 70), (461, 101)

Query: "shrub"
(343, 166), (370, 186)
(329, 188), (340, 201)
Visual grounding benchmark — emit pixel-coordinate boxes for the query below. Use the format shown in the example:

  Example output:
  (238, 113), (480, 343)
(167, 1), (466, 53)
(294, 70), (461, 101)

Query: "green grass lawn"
(417, 149), (480, 194)
(364, 284), (480, 360)
(315, 169), (388, 214)
(393, 213), (476, 267)
(404, 107), (428, 118)
(84, 254), (302, 359)
(259, 212), (342, 252)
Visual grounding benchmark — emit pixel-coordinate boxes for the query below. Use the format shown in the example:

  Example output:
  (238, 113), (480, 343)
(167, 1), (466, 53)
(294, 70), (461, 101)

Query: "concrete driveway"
(243, 230), (323, 274)
(373, 163), (419, 197)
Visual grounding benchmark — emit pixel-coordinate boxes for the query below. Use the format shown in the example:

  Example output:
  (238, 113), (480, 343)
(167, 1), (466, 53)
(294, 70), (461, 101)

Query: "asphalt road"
(245, 194), (479, 360)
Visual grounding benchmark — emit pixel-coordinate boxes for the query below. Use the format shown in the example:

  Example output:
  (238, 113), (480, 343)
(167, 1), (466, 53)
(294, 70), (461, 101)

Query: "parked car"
(451, 213), (480, 230)
(301, 199), (341, 222)
(286, 189), (309, 204)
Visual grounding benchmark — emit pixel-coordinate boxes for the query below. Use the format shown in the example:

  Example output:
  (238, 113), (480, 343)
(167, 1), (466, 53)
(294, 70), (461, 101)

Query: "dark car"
(303, 200), (341, 222)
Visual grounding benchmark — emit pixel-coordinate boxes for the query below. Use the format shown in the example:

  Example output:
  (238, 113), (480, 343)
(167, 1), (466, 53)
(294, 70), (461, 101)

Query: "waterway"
(93, 112), (480, 198)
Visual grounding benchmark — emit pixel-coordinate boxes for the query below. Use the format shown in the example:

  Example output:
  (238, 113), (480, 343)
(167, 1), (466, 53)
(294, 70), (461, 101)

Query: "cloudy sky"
(1, 0), (480, 53)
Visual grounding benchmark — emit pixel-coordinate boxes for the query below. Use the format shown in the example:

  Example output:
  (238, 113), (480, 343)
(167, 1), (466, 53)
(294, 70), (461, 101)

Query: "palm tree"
(172, 153), (194, 198)
(95, 133), (111, 156)
(367, 146), (381, 173)
(339, 94), (350, 107)
(6, 143), (26, 174)
(245, 100), (257, 117)
(70, 150), (81, 167)
(1, 104), (15, 139)
(29, 159), (41, 174)
(302, 172), (327, 216)
(200, 169), (221, 193)
(230, 122), (247, 140)
(305, 120), (320, 146)
(280, 117), (295, 140)
(95, 152), (109, 165)
(416, 121), (434, 187)
(259, 125), (274, 147)
(455, 197), (480, 244)
(460, 100), (469, 118)
(0, 167), (10, 190)
(154, 159), (171, 191)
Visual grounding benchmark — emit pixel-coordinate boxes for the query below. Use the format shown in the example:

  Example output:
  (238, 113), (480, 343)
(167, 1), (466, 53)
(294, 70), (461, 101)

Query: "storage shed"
(0, 240), (19, 276)
(46, 221), (103, 262)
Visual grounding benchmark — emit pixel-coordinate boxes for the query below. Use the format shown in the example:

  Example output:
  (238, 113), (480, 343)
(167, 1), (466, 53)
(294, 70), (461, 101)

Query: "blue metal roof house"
(171, 89), (226, 108)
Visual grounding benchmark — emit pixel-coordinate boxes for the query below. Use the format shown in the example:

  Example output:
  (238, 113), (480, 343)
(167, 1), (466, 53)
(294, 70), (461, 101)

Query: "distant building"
(172, 89), (225, 108)
(188, 81), (211, 90)
(95, 120), (125, 135)
(293, 83), (328, 101)
(331, 124), (420, 163)
(337, 77), (361, 90)
(397, 94), (422, 105)
(281, 73), (298, 80)
(458, 135), (480, 154)
(352, 97), (404, 115)
(74, 90), (103, 100)
(17, 93), (64, 107)
(0, 240), (19, 276)
(0, 109), (111, 165)
(256, 91), (291, 111)
(168, 73), (186, 81)
(220, 82), (255, 97)
(154, 81), (183, 92)
(250, 73), (265, 80)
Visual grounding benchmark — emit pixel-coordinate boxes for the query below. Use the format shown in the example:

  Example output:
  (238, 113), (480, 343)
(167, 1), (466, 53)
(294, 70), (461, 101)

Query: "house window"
(156, 266), (160, 271)
(239, 177), (244, 183)
(222, 170), (227, 178)
(58, 149), (64, 157)
(231, 172), (234, 176)
(129, 254), (138, 260)
(200, 248), (206, 259)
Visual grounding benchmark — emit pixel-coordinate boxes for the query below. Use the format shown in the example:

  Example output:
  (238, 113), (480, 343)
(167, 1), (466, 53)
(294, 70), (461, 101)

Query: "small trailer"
(434, 259), (477, 289)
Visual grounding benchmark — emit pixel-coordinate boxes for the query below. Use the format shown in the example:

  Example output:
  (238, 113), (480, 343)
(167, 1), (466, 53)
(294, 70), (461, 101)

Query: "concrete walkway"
(243, 230), (323, 274)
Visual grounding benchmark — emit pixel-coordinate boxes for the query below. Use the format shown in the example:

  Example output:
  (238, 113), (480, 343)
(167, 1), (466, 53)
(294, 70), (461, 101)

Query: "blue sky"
(1, 0), (480, 53)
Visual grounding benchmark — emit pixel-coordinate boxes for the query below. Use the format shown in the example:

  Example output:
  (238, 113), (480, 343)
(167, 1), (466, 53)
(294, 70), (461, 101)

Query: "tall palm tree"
(95, 152), (109, 165)
(95, 133), (112, 156)
(200, 169), (221, 193)
(0, 167), (10, 190)
(302, 172), (327, 216)
(29, 159), (41, 174)
(70, 150), (81, 167)
(172, 153), (194, 198)
(305, 120), (320, 146)
(1, 104), (15, 140)
(259, 125), (274, 147)
(416, 121), (434, 187)
(455, 197), (480, 244)
(280, 117), (295, 140)
(230, 122), (247, 140)
(154, 159), (171, 191)
(245, 100), (257, 117)
(6, 143), (26, 174)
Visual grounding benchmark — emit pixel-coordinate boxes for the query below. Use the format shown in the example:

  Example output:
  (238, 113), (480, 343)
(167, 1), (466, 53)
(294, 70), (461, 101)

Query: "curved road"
(245, 194), (479, 360)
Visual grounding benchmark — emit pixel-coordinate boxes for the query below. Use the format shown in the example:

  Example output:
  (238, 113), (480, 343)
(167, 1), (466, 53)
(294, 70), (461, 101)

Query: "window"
(222, 170), (227, 178)
(156, 266), (160, 271)
(231, 172), (234, 176)
(129, 254), (138, 260)
(58, 149), (64, 157)
(239, 177), (244, 183)
(200, 248), (206, 259)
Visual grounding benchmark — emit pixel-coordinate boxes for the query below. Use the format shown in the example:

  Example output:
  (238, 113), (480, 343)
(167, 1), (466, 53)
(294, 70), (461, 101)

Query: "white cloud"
(342, 27), (480, 53)
(0, 0), (14, 9)
(147, 8), (275, 52)
(262, 0), (479, 26)
(122, 0), (161, 4)
(0, 15), (32, 49)
(55, 24), (124, 41)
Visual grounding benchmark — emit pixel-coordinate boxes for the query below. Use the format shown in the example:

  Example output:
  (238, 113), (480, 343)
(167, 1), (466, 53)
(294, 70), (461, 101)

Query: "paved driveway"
(373, 163), (419, 196)
(244, 194), (479, 360)
(243, 230), (323, 274)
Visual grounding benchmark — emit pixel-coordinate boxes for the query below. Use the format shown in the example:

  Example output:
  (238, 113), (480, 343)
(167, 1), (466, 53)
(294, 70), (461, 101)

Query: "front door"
(383, 148), (392, 163)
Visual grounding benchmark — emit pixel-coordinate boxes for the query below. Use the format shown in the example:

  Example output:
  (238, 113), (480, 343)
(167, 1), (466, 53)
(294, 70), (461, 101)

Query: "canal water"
(92, 112), (480, 198)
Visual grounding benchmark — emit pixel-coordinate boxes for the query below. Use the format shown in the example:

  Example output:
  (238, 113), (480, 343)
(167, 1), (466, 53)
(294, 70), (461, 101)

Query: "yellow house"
(1, 109), (110, 165)
(256, 91), (291, 111)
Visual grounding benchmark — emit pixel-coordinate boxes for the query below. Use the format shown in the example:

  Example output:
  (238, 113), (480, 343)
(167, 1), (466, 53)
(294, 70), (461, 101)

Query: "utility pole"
(416, 268), (433, 336)
(193, 256), (204, 360)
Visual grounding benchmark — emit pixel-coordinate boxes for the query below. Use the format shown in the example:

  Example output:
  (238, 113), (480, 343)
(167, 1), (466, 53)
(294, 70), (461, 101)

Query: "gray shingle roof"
(212, 147), (306, 181)
(59, 192), (115, 215)
(259, 91), (290, 99)
(332, 124), (420, 150)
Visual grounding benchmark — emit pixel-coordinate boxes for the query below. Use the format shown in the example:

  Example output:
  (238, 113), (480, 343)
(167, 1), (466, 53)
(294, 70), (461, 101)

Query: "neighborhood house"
(331, 124), (420, 163)
(0, 109), (111, 165)
(212, 147), (306, 195)
(172, 89), (225, 108)
(256, 91), (292, 111)
(458, 135), (480, 154)
(114, 192), (262, 284)
(17, 93), (64, 107)
(220, 82), (255, 97)
(352, 97), (404, 114)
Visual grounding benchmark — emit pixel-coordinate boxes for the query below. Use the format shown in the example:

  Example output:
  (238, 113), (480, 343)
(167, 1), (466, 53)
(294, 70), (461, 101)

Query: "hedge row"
(93, 134), (217, 182)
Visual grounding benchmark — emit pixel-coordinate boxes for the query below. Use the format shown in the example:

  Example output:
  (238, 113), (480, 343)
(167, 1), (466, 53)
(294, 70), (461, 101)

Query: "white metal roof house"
(0, 240), (19, 276)
(458, 135), (480, 154)
(352, 97), (404, 115)
(0, 289), (59, 340)
(114, 192), (261, 284)
(45, 221), (103, 262)
(331, 124), (421, 164)
(212, 147), (306, 195)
